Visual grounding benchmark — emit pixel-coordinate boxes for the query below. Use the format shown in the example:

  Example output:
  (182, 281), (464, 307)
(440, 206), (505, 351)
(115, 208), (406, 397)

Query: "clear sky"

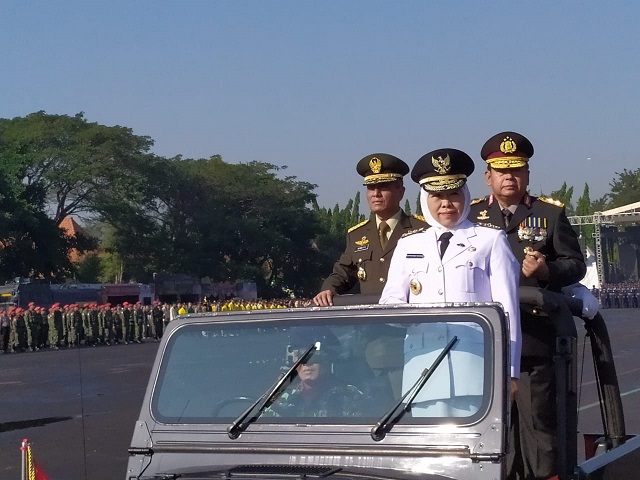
(2, 1), (639, 210)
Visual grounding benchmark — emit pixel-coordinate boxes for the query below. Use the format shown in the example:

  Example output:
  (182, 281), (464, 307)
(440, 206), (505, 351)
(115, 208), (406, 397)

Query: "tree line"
(1, 112), (639, 297)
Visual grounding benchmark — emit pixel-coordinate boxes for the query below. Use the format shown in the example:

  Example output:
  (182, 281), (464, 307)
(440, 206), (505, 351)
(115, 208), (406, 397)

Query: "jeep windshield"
(151, 308), (495, 426)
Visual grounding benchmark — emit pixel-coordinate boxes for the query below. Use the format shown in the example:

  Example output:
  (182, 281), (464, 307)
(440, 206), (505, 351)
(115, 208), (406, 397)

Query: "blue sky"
(2, 1), (639, 210)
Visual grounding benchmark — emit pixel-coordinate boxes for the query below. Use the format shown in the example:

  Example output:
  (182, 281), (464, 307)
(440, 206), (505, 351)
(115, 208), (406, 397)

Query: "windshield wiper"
(370, 335), (458, 441)
(227, 343), (317, 439)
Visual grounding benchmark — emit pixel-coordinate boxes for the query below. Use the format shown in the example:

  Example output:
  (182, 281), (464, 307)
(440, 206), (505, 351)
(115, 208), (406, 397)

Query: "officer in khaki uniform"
(469, 131), (586, 480)
(313, 154), (428, 306)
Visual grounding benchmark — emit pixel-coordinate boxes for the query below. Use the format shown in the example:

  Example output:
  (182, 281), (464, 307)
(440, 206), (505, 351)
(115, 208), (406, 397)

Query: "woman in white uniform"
(380, 148), (521, 417)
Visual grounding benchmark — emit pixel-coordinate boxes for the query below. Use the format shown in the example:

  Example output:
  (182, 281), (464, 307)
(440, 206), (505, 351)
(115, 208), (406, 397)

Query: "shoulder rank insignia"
(539, 197), (564, 208)
(470, 196), (487, 206)
(401, 227), (426, 238)
(476, 209), (490, 220)
(347, 219), (369, 233)
(413, 214), (426, 222)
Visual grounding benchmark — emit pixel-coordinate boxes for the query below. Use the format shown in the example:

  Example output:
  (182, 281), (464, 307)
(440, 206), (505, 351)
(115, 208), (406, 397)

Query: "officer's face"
(485, 166), (529, 204)
(366, 180), (405, 219)
(427, 189), (465, 227)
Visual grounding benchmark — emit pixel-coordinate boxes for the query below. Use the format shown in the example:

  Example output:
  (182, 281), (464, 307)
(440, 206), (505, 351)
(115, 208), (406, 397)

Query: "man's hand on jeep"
(313, 290), (335, 307)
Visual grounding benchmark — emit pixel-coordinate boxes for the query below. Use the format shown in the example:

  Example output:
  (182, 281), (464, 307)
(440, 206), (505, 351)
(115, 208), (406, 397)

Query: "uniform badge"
(477, 210), (489, 220)
(409, 279), (422, 295)
(357, 266), (367, 281)
(355, 236), (369, 246)
(354, 236), (370, 252)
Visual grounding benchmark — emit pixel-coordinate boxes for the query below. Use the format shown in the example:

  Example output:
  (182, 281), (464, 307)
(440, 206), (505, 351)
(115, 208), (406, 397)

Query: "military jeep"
(126, 289), (639, 480)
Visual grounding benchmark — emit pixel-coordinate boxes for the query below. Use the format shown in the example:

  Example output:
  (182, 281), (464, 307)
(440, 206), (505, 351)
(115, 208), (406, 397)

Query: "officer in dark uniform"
(469, 131), (586, 480)
(313, 154), (428, 306)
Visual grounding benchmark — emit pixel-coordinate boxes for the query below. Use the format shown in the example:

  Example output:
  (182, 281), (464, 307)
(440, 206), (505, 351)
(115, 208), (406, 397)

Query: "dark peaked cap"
(412, 148), (475, 192)
(356, 153), (409, 185)
(481, 131), (534, 169)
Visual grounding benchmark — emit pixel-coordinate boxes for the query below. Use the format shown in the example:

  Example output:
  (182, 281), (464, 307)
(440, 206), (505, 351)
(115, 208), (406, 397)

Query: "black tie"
(439, 231), (453, 259)
(502, 208), (513, 228)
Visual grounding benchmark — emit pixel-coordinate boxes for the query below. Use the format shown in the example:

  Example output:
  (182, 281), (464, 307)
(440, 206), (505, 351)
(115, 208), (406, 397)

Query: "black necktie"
(502, 208), (513, 228)
(439, 231), (453, 259)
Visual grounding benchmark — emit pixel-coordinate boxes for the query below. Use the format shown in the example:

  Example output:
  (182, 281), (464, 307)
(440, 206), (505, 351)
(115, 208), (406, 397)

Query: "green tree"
(550, 182), (575, 215)
(606, 168), (640, 208)
(0, 164), (86, 282)
(0, 111), (154, 225)
(404, 199), (412, 216)
(576, 183), (594, 244)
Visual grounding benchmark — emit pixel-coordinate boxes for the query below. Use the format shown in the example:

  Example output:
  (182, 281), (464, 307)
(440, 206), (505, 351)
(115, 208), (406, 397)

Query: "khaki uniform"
(321, 211), (427, 296)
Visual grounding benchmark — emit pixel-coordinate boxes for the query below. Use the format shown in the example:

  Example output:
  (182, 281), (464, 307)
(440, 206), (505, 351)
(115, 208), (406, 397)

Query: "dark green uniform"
(321, 211), (427, 297)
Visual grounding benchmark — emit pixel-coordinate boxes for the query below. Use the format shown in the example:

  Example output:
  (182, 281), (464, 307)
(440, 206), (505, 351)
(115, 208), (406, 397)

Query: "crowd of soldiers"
(0, 297), (312, 354)
(595, 282), (640, 309)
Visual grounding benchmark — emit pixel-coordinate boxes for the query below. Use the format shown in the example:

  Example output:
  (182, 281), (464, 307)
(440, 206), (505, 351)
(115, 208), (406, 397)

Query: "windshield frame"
(148, 304), (506, 429)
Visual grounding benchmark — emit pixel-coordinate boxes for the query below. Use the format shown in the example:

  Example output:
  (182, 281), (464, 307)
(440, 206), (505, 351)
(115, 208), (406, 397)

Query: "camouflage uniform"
(112, 308), (123, 344)
(103, 307), (114, 345)
(134, 305), (144, 342)
(123, 305), (132, 344)
(267, 379), (364, 418)
(24, 306), (38, 351)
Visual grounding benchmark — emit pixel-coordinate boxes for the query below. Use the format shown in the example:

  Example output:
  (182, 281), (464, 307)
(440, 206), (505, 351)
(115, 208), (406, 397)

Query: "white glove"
(562, 283), (599, 319)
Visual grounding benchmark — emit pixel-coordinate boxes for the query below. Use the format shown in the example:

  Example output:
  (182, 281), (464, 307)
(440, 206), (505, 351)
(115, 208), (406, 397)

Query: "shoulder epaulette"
(412, 214), (426, 222)
(539, 197), (564, 208)
(470, 196), (488, 206)
(401, 227), (426, 238)
(347, 219), (369, 233)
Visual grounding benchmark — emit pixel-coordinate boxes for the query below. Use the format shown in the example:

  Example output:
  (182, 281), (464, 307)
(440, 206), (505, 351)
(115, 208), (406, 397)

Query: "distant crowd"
(592, 283), (640, 309)
(0, 298), (313, 355)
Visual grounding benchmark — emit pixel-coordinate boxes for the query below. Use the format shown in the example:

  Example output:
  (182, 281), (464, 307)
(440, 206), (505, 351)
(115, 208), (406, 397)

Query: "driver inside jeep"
(265, 327), (365, 418)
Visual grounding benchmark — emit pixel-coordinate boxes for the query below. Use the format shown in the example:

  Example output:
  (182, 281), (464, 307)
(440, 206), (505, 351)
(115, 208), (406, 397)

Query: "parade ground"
(1, 308), (640, 480)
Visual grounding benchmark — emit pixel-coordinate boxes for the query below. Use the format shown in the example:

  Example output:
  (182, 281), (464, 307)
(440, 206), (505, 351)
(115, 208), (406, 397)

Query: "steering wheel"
(211, 396), (255, 416)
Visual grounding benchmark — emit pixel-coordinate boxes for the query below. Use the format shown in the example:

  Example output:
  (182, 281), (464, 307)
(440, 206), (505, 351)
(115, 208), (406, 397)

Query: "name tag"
(406, 253), (424, 258)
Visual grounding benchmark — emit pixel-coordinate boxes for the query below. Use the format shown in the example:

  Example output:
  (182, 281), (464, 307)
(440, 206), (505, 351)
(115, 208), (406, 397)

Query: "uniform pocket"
(456, 254), (488, 293)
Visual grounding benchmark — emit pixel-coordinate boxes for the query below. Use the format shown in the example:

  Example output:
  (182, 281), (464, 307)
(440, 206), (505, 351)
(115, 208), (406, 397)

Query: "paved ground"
(1, 308), (639, 480)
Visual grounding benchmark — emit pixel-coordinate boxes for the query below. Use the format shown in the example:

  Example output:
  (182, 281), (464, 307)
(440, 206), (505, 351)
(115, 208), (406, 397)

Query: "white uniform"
(380, 219), (521, 416)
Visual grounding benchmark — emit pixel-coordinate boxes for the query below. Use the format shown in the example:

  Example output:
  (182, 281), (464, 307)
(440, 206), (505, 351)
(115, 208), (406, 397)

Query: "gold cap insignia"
(500, 136), (517, 154)
(369, 157), (382, 174)
(409, 279), (422, 295)
(432, 154), (451, 174)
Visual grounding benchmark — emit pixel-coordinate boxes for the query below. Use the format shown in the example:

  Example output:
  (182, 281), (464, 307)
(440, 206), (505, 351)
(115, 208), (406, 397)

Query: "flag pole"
(20, 439), (28, 480)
